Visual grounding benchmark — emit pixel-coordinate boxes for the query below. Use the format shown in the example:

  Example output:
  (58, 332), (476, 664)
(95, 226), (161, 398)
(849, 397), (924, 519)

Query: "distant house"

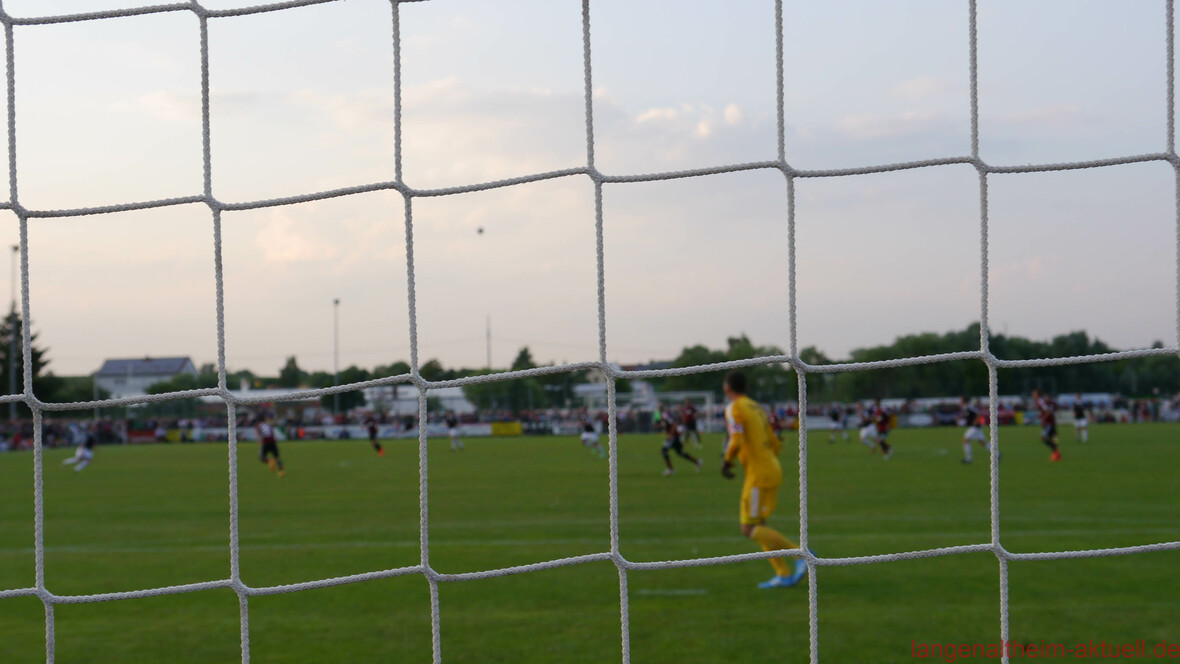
(95, 357), (198, 399)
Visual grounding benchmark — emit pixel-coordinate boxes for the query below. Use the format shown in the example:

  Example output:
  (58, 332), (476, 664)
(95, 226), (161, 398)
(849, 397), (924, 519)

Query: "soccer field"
(1, 424), (1178, 663)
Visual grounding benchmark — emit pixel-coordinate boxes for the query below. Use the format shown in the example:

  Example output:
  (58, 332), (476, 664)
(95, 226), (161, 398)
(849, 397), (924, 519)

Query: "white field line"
(2, 526), (1176, 556)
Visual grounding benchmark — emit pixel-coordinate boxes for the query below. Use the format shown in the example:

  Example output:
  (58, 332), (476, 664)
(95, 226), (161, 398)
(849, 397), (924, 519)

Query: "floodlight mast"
(8, 244), (15, 422)
(333, 298), (340, 416)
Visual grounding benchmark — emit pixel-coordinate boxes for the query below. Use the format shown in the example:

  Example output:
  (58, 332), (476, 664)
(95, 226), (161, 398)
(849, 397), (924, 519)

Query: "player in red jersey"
(255, 414), (285, 477)
(1032, 390), (1062, 462)
(872, 399), (893, 459)
(365, 414), (385, 457)
(680, 399), (702, 448)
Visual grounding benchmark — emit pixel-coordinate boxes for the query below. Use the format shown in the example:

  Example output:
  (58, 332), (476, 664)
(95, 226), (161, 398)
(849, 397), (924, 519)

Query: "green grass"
(1, 424), (1178, 663)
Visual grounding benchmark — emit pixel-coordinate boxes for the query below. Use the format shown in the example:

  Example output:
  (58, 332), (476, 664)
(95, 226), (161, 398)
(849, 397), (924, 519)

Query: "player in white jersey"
(958, 397), (991, 464)
(61, 422), (96, 472)
(855, 404), (879, 451)
(1072, 394), (1089, 443)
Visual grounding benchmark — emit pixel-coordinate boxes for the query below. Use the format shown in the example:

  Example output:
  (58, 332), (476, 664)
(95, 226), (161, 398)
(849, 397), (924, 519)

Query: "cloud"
(889, 76), (949, 101)
(254, 210), (340, 265)
(636, 107), (679, 123)
(834, 110), (943, 140)
(723, 103), (742, 126)
(991, 105), (1088, 128)
(110, 90), (264, 123)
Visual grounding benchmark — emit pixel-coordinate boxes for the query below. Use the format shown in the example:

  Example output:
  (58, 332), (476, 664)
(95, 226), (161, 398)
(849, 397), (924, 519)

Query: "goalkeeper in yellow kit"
(721, 370), (807, 589)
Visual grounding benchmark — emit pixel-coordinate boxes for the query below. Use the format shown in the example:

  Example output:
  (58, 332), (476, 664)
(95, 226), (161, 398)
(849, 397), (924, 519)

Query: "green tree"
(0, 312), (48, 398)
(277, 356), (305, 388)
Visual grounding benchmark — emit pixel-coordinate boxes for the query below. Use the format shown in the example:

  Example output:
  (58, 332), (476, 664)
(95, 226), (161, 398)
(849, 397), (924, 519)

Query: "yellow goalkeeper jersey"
(724, 395), (782, 488)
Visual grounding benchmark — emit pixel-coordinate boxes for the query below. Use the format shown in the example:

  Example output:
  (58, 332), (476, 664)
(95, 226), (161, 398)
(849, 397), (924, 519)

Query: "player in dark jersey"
(680, 399), (702, 448)
(660, 406), (701, 476)
(959, 397), (992, 464)
(445, 412), (464, 451)
(827, 403), (848, 442)
(579, 409), (606, 458)
(872, 399), (893, 459)
(256, 415), (285, 477)
(365, 414), (385, 457)
(1072, 394), (1089, 443)
(1032, 390), (1061, 462)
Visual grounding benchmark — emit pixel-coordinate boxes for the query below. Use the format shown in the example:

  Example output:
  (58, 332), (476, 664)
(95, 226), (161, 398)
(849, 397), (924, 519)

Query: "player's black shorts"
(260, 440), (280, 460)
(1041, 423), (1057, 440)
(662, 437), (684, 453)
(684, 420), (697, 433)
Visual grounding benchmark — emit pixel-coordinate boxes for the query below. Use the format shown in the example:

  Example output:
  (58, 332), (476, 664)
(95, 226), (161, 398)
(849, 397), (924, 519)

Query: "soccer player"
(1072, 394), (1089, 444)
(872, 399), (893, 459)
(61, 422), (96, 472)
(827, 402), (848, 442)
(959, 397), (991, 464)
(680, 398), (703, 448)
(445, 411), (464, 451)
(579, 409), (606, 458)
(856, 403), (879, 451)
(256, 415), (285, 477)
(660, 406), (701, 476)
(720, 370), (807, 589)
(364, 414), (385, 456)
(1032, 390), (1062, 461)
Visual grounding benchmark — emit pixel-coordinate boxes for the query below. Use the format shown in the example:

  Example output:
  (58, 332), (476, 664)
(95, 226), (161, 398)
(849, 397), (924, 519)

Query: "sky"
(0, 0), (1174, 377)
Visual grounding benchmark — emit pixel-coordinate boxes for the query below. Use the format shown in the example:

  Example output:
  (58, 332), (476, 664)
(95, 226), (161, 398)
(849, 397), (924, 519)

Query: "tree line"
(3, 312), (1174, 417)
(654, 325), (1180, 403)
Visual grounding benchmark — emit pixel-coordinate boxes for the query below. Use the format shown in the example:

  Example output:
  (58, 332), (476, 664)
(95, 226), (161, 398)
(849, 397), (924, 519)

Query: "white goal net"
(0, 1), (1178, 663)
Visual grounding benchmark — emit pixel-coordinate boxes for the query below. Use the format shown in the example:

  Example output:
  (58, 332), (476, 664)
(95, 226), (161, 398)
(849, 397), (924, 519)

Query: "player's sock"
(661, 448), (672, 469)
(751, 526), (796, 578)
(962, 441), (973, 463)
(1082, 429), (1088, 443)
(842, 431), (849, 440)
(267, 459), (276, 472)
(74, 459), (89, 471)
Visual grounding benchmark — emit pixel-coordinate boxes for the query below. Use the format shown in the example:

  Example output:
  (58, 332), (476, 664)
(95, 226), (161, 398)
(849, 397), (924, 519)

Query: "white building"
(362, 384), (476, 415)
(94, 357), (198, 399)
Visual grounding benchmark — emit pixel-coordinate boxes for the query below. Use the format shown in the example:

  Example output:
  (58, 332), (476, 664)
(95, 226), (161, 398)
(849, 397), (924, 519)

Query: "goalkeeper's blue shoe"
(757, 575), (798, 589)
(787, 557), (809, 585)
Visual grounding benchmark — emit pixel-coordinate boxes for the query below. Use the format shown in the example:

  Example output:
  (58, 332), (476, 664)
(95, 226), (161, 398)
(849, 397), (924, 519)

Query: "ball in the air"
(477, 227), (484, 234)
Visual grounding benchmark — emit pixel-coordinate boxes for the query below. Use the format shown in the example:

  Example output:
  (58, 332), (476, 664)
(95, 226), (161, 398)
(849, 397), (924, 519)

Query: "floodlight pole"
(486, 315), (491, 370)
(333, 298), (340, 415)
(8, 244), (16, 422)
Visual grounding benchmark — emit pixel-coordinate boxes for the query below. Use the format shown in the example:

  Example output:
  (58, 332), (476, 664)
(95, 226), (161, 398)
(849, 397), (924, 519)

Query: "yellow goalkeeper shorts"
(740, 483), (779, 525)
